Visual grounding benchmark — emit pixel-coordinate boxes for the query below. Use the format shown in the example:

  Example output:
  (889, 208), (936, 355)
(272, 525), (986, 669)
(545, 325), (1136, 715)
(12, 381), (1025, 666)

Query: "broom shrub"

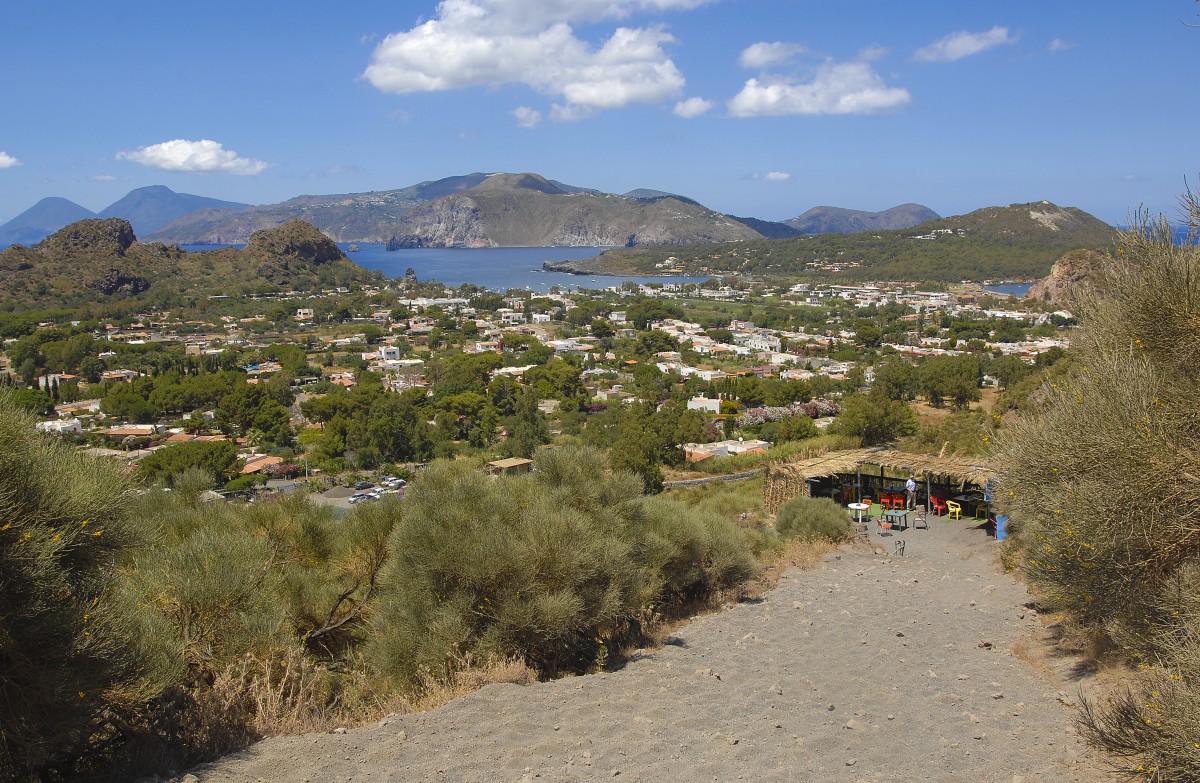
(368, 445), (758, 685)
(996, 194), (1200, 778)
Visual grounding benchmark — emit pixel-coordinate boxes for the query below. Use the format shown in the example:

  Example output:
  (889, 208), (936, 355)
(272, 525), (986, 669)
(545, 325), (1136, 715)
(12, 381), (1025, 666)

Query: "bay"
(346, 244), (714, 292)
(983, 282), (1034, 297)
(186, 243), (711, 293)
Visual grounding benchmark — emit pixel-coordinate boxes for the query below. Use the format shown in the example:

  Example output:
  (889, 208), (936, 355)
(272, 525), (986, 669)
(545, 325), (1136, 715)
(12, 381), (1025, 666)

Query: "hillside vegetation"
(0, 218), (384, 310)
(585, 201), (1116, 282)
(996, 196), (1200, 779)
(0, 421), (763, 781)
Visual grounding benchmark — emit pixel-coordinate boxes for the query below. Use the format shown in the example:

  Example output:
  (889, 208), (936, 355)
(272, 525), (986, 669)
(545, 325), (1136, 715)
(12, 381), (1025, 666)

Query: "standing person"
(905, 474), (918, 510)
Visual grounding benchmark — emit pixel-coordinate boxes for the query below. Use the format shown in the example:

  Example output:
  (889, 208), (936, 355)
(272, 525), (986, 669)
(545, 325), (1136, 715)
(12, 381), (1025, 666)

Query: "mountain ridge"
(0, 187), (250, 248)
(97, 185), (249, 237)
(0, 197), (97, 248)
(785, 203), (941, 234)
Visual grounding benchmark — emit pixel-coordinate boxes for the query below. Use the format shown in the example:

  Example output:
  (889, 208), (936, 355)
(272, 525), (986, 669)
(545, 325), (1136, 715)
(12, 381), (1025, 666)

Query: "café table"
(954, 494), (985, 518)
(847, 502), (870, 525)
(883, 509), (909, 530)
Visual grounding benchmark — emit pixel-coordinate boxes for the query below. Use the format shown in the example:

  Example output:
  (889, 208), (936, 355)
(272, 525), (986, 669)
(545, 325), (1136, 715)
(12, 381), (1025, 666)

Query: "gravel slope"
(176, 520), (1111, 783)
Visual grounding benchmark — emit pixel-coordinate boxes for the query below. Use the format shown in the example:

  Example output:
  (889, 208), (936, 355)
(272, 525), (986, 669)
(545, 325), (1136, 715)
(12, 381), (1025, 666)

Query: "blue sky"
(1, 0), (1197, 226)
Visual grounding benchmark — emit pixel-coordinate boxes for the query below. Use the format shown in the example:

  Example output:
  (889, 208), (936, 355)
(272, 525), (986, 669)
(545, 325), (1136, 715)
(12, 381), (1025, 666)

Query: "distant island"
(4, 171), (932, 252)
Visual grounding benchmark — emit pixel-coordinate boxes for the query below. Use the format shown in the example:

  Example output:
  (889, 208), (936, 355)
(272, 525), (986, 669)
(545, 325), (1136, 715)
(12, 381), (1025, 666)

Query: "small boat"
(347, 244), (360, 252)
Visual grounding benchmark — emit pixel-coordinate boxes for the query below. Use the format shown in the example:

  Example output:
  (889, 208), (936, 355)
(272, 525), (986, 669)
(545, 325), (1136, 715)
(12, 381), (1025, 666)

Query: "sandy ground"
(174, 519), (1113, 783)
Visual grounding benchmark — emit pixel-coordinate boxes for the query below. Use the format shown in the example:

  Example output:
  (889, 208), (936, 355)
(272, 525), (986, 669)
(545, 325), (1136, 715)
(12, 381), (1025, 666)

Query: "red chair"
(930, 496), (948, 516)
(879, 494), (894, 511)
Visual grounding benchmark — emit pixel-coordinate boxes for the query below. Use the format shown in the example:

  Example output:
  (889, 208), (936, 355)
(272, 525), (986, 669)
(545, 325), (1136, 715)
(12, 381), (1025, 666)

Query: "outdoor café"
(763, 447), (996, 530)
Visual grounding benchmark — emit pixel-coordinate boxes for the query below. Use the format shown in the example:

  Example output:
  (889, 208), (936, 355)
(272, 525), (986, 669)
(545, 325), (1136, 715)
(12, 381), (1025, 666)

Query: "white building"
(37, 418), (82, 435)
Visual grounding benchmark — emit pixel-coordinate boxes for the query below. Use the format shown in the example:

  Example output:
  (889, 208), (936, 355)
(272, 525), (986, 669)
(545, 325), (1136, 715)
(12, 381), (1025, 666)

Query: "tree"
(101, 385), (159, 423)
(367, 393), (431, 463)
(137, 440), (242, 486)
(775, 414), (819, 443)
(589, 318), (614, 339)
(919, 355), (982, 411)
(855, 323), (883, 348)
(829, 392), (918, 446)
(872, 358), (918, 401)
(991, 354), (1034, 390)
(503, 389), (549, 458)
(361, 325), (384, 345)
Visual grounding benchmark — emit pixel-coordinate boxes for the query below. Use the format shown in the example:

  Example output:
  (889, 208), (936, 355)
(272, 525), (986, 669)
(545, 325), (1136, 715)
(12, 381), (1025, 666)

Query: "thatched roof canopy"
(768, 447), (994, 490)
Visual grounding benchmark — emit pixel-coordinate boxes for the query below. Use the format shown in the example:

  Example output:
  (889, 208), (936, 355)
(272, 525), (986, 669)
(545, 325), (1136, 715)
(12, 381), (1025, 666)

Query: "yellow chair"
(946, 500), (963, 520)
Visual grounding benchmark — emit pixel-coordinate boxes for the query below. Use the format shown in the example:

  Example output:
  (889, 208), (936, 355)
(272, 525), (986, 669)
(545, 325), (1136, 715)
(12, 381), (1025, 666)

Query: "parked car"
(353, 481), (373, 490)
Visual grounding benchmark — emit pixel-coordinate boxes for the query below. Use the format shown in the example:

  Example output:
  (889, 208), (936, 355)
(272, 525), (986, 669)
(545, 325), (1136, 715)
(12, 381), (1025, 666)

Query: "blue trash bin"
(995, 515), (1010, 541)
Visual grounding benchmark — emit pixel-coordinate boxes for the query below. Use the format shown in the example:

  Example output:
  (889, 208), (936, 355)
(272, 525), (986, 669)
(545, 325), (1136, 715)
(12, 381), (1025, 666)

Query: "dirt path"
(176, 520), (1112, 783)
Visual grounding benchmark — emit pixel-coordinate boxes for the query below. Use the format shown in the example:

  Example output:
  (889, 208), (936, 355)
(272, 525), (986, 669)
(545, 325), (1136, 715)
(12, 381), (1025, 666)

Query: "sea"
(982, 282), (1034, 297)
(184, 242), (710, 293)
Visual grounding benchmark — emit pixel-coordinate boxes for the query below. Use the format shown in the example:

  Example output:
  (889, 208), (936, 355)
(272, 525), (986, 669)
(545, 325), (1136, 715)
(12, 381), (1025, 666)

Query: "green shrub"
(996, 201), (1200, 778)
(775, 496), (855, 543)
(368, 456), (645, 681)
(0, 392), (172, 780)
(638, 496), (760, 609)
(367, 445), (757, 687)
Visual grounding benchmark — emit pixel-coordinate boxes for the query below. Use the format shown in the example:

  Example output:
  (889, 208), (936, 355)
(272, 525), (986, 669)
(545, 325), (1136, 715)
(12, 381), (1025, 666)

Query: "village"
(3, 272), (1069, 500)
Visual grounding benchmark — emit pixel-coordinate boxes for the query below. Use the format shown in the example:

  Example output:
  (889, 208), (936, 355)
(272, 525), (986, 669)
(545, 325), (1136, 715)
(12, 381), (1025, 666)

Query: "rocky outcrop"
(1023, 248), (1110, 307)
(37, 218), (136, 258)
(389, 196), (496, 248)
(243, 220), (344, 264)
(87, 267), (150, 296)
(0, 217), (381, 308)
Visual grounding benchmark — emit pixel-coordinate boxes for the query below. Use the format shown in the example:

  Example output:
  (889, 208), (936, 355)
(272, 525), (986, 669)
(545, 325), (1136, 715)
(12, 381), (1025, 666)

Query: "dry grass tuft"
(370, 655), (538, 717)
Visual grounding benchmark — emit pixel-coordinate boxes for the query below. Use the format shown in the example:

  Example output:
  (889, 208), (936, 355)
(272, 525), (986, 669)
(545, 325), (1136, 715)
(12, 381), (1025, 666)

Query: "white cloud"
(914, 26), (1016, 62)
(673, 96), (713, 118)
(116, 139), (269, 175)
(746, 171), (792, 181)
(1048, 38), (1077, 53)
(512, 105), (543, 127)
(728, 61), (910, 117)
(857, 45), (889, 62)
(363, 0), (699, 118)
(426, 0), (712, 33)
(738, 41), (805, 69)
(89, 174), (118, 181)
(0, 151), (21, 169)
